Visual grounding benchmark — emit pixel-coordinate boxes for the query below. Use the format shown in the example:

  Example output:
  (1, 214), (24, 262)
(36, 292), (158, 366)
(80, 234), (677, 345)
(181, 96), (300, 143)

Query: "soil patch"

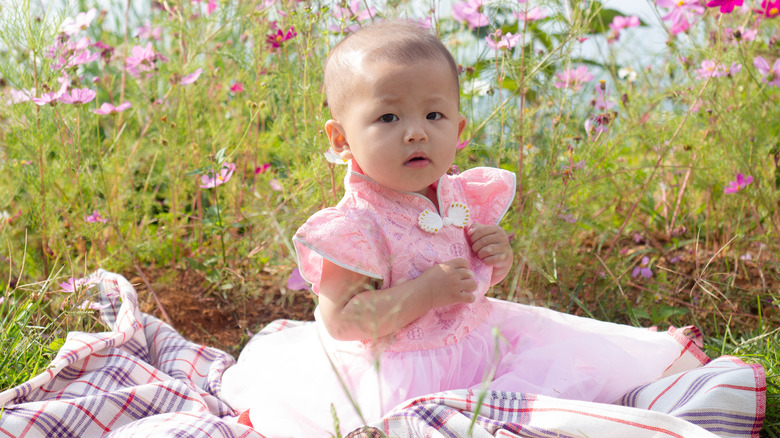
(133, 266), (315, 355)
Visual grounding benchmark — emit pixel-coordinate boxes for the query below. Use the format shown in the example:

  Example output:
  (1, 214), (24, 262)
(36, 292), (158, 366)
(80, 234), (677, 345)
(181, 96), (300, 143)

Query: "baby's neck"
(424, 184), (438, 210)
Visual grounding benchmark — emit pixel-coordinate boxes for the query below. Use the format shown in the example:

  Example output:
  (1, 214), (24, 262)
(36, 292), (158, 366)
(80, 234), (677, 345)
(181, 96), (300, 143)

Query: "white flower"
(618, 66), (637, 82)
(463, 78), (492, 96)
(60, 8), (97, 36)
(324, 150), (348, 165)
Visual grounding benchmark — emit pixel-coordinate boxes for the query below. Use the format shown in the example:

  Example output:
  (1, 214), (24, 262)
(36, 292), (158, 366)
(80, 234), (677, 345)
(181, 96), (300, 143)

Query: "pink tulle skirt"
(220, 299), (704, 437)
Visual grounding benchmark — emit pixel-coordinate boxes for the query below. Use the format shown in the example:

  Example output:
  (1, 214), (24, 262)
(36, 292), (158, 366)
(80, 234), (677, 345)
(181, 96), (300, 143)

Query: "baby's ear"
(457, 115), (467, 138)
(325, 120), (351, 159)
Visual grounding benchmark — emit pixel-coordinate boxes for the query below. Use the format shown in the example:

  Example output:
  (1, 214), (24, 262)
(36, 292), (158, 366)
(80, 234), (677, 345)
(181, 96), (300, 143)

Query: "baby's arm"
(317, 258), (477, 341)
(468, 223), (513, 286)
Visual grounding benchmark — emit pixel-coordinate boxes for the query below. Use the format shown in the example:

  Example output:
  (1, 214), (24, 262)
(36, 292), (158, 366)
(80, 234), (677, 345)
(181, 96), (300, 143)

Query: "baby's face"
(328, 58), (464, 196)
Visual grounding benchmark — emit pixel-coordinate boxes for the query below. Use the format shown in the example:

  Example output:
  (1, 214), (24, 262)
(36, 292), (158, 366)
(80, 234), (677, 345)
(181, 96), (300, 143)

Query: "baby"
(221, 20), (706, 437)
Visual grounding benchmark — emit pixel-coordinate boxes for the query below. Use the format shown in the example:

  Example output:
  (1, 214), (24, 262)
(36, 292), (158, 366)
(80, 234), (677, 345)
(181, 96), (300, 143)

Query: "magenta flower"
(93, 101), (132, 115)
(554, 66), (594, 91)
(266, 26), (297, 49)
(179, 68), (202, 85)
(59, 276), (99, 293)
(761, 0), (779, 18)
(584, 113), (610, 138)
(632, 256), (653, 279)
(59, 8), (97, 36)
(753, 56), (780, 87)
(230, 82), (244, 93)
(85, 210), (108, 223)
(457, 139), (469, 150)
(200, 163), (236, 189)
(208, 0), (218, 14)
(255, 163), (271, 174)
(286, 268), (311, 291)
(59, 87), (96, 104)
(516, 7), (547, 22)
(724, 173), (753, 194)
(485, 30), (522, 50)
(453, 0), (489, 29)
(706, 0), (743, 13)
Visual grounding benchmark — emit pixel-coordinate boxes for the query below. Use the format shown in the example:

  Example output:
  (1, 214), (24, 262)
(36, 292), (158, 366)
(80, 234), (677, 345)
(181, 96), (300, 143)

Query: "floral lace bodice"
(293, 162), (515, 351)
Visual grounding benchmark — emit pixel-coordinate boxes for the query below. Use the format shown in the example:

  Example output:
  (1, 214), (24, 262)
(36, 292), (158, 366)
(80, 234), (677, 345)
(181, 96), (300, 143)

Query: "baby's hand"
(418, 258), (477, 308)
(468, 223), (513, 285)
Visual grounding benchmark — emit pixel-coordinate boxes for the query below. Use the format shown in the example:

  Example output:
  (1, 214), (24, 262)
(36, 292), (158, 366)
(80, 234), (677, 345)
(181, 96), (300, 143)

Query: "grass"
(0, 0), (778, 434)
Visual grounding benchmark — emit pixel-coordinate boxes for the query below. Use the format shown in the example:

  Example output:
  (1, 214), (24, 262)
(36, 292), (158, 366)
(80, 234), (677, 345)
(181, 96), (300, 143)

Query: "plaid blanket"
(0, 270), (765, 437)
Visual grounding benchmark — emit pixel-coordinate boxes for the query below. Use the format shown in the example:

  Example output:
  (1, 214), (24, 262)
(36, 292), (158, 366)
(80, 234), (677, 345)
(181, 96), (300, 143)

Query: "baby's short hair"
(323, 20), (460, 118)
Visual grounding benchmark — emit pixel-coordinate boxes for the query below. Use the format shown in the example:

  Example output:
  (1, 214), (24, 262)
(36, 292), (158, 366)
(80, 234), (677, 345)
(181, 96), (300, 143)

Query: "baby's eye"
(426, 112), (443, 120)
(379, 114), (398, 123)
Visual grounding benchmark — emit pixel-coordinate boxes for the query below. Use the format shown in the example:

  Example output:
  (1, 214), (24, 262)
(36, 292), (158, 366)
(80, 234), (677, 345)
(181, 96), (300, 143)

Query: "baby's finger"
(477, 243), (506, 260)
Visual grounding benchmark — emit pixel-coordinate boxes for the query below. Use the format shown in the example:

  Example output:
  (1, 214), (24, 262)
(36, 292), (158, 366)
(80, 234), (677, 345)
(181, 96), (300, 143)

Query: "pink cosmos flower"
(485, 30), (522, 50)
(125, 42), (158, 77)
(761, 0), (780, 18)
(453, 0), (489, 29)
(7, 88), (35, 104)
(230, 82), (244, 93)
(584, 113), (610, 138)
(179, 68), (202, 85)
(60, 8), (97, 36)
(724, 173), (753, 193)
(286, 268), (311, 291)
(59, 87), (96, 104)
(632, 256), (653, 279)
(696, 60), (741, 79)
(32, 78), (69, 106)
(93, 101), (132, 115)
(457, 139), (469, 150)
(706, 0), (743, 13)
(266, 26), (297, 49)
(417, 17), (434, 29)
(200, 163), (236, 189)
(608, 15), (640, 41)
(136, 23), (162, 40)
(85, 210), (108, 223)
(656, 0), (704, 35)
(592, 84), (615, 111)
(59, 276), (99, 293)
(48, 36), (99, 70)
(208, 0), (218, 15)
(330, 1), (376, 33)
(516, 7), (547, 22)
(554, 66), (594, 91)
(753, 56), (780, 87)
(269, 179), (283, 191)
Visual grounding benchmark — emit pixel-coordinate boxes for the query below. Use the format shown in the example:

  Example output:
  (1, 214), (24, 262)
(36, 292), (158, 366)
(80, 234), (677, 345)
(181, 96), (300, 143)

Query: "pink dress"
(219, 163), (708, 437)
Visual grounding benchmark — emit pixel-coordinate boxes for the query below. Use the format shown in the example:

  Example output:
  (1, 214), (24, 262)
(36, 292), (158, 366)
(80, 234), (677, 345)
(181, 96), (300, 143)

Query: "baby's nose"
(404, 122), (428, 143)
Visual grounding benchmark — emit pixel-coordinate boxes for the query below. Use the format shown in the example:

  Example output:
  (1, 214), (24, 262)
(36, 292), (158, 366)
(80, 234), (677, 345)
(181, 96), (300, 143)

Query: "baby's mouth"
(405, 153), (430, 166)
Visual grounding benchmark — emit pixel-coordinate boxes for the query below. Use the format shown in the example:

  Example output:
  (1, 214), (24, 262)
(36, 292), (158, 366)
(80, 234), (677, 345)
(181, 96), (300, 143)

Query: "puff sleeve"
(458, 167), (516, 225)
(292, 207), (386, 294)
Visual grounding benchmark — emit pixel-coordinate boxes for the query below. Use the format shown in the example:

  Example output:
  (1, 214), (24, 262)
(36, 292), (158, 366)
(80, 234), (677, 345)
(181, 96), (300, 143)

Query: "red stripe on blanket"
(647, 372), (687, 410)
(532, 407), (686, 438)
